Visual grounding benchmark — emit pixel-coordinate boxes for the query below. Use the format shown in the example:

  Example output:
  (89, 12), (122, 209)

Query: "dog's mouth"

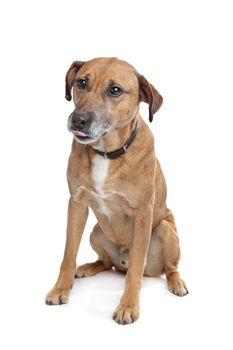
(70, 129), (109, 144)
(72, 130), (89, 138)
(71, 129), (94, 142)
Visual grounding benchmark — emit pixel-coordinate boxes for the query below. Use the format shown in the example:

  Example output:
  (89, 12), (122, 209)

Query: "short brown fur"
(45, 57), (188, 324)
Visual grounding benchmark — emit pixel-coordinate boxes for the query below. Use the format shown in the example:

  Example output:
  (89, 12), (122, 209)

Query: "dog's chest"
(91, 155), (111, 217)
(89, 154), (134, 245)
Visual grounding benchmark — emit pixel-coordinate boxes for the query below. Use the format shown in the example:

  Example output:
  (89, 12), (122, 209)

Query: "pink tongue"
(72, 130), (87, 137)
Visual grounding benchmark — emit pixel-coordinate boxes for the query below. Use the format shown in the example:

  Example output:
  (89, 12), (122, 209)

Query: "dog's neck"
(90, 115), (139, 154)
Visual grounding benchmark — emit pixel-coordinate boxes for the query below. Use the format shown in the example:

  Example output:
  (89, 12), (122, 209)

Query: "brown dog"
(45, 57), (188, 324)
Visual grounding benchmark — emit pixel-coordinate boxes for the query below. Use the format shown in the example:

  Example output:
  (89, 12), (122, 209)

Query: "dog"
(45, 57), (188, 324)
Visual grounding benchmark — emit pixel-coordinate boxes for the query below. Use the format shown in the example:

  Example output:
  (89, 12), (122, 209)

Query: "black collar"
(92, 124), (138, 160)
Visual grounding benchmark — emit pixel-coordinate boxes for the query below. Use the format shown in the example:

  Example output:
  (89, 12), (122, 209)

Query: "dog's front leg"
(113, 208), (153, 324)
(45, 198), (88, 305)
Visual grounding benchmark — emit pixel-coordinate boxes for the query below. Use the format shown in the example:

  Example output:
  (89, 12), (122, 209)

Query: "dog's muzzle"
(67, 110), (111, 144)
(67, 110), (94, 143)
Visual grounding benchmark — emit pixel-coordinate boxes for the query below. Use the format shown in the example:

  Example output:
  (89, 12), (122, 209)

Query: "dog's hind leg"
(75, 223), (115, 278)
(145, 212), (188, 296)
(162, 213), (188, 296)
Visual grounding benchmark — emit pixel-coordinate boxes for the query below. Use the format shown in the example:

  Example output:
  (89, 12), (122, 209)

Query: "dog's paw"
(168, 278), (188, 297)
(75, 263), (96, 278)
(75, 261), (108, 278)
(112, 303), (139, 325)
(45, 287), (70, 305)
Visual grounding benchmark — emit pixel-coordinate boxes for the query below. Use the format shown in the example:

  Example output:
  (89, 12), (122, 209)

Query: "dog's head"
(65, 58), (163, 144)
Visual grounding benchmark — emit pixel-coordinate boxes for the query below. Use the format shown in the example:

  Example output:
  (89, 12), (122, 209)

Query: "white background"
(0, 0), (232, 349)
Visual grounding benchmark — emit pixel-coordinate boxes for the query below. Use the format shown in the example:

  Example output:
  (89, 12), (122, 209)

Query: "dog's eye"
(77, 79), (87, 90)
(108, 86), (123, 97)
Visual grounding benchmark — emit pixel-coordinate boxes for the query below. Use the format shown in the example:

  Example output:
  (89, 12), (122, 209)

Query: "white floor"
(2, 207), (231, 350)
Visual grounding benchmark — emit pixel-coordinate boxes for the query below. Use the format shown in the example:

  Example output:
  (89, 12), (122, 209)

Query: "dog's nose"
(72, 111), (92, 130)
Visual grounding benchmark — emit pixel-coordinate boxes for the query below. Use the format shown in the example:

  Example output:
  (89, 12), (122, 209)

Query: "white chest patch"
(92, 155), (111, 218)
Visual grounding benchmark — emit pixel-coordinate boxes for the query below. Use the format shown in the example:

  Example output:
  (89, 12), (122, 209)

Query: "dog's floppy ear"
(65, 61), (86, 101)
(138, 75), (163, 122)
